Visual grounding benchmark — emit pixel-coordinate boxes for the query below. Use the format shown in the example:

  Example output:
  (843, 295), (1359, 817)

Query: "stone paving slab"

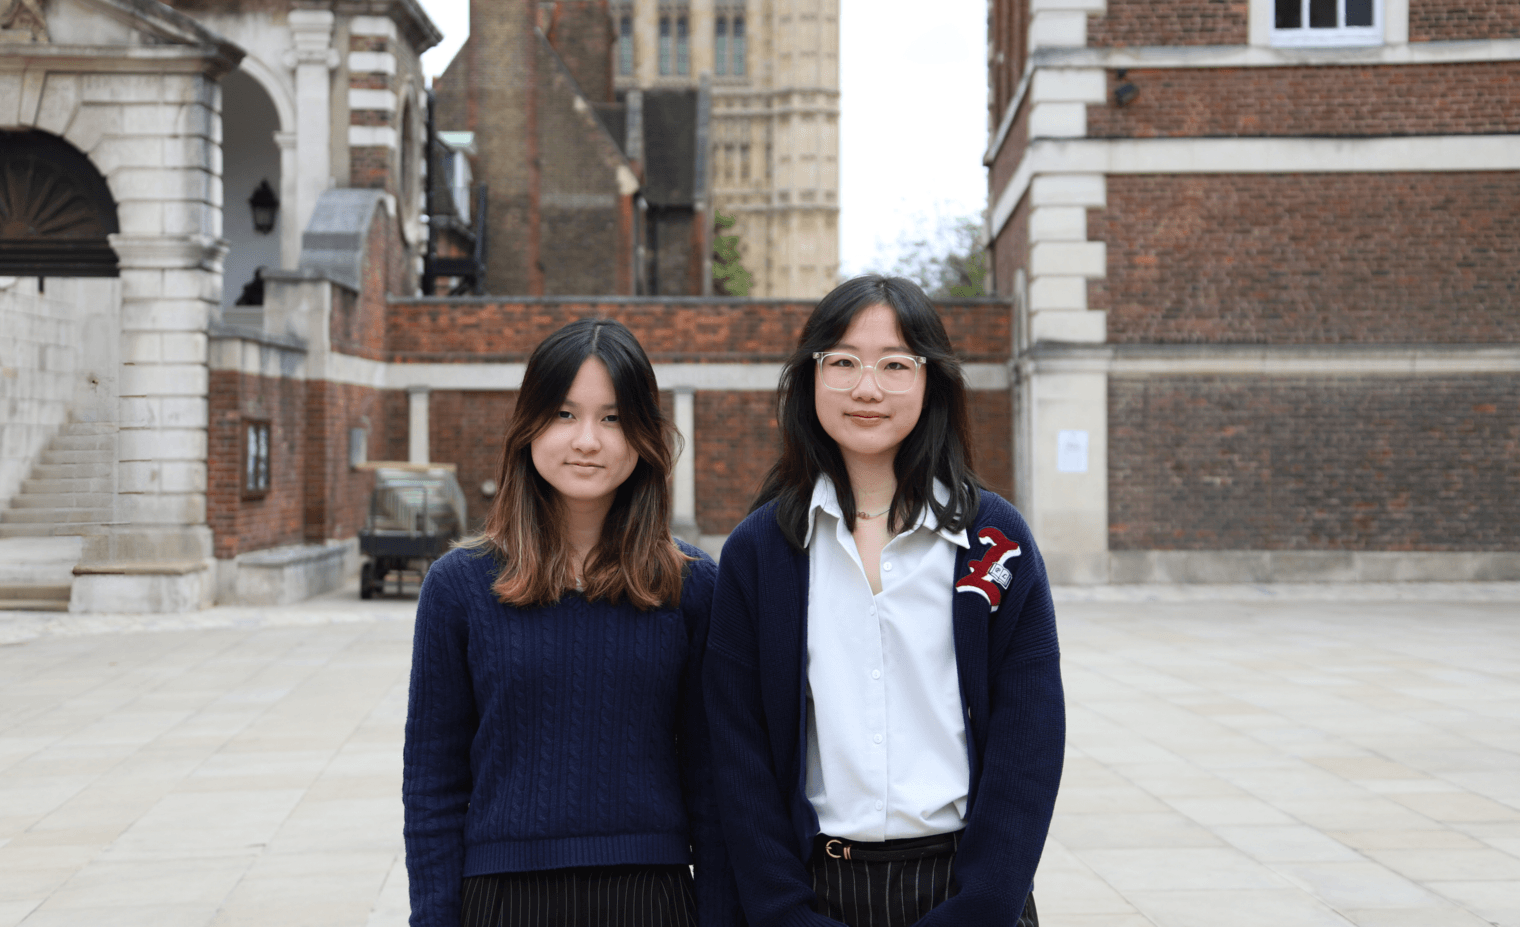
(0, 585), (1516, 926)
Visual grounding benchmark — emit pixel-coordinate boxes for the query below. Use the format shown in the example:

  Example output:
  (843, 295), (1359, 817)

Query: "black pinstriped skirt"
(459, 865), (696, 927)
(808, 831), (1038, 927)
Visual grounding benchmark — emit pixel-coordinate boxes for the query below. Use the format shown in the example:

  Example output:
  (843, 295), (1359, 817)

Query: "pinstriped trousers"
(458, 864), (696, 927)
(808, 832), (1038, 927)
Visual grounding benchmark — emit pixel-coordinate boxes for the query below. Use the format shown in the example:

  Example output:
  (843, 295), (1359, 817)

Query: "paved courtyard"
(1, 583), (1518, 926)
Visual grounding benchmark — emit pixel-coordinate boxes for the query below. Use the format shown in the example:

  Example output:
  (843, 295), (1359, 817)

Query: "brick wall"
(1088, 0), (1248, 47)
(992, 195), (1030, 300)
(330, 207), (404, 360)
(1090, 173), (1520, 344)
(303, 380), (384, 543)
(208, 369), (309, 559)
(989, 0), (1029, 129)
(1088, 63), (1520, 139)
(385, 299), (1011, 361)
(1410, 0), (1520, 41)
(696, 391), (779, 533)
(1109, 375), (1520, 550)
(547, 0), (615, 103)
(536, 32), (632, 295)
(989, 96), (1029, 198)
(428, 389), (515, 531)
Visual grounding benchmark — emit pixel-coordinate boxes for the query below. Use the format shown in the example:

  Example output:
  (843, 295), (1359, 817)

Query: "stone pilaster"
(286, 9), (338, 240)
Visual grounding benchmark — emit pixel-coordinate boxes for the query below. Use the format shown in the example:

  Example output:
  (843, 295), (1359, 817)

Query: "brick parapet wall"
(384, 299), (1014, 362)
(1088, 0), (1248, 47)
(1087, 63), (1520, 139)
(1410, 0), (1520, 41)
(1089, 173), (1520, 344)
(1109, 374), (1520, 550)
(208, 369), (310, 560)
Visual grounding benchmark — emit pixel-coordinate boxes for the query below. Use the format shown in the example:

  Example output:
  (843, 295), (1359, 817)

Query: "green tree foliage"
(882, 213), (989, 298)
(712, 211), (754, 297)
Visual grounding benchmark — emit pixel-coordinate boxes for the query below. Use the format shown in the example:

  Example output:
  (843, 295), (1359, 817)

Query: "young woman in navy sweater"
(404, 318), (738, 926)
(704, 276), (1065, 926)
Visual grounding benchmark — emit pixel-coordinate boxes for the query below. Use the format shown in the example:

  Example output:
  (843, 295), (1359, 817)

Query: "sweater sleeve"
(403, 553), (480, 927)
(704, 526), (842, 927)
(676, 548), (746, 926)
(919, 531), (1065, 926)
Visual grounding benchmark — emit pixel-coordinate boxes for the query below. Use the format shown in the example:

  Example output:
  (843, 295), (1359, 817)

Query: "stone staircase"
(0, 423), (114, 612)
(0, 423), (116, 539)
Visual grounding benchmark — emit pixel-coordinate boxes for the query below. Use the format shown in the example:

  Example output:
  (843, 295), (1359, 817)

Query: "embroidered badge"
(955, 527), (1022, 610)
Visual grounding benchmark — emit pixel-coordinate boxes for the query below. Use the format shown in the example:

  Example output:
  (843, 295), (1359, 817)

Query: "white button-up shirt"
(803, 476), (971, 841)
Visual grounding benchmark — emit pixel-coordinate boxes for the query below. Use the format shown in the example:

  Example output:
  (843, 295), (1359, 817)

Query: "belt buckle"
(825, 838), (847, 860)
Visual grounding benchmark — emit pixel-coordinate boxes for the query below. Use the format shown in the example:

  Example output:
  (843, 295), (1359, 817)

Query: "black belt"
(814, 830), (962, 863)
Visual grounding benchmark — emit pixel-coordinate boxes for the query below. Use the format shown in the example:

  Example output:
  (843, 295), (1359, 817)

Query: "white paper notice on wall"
(1057, 430), (1089, 473)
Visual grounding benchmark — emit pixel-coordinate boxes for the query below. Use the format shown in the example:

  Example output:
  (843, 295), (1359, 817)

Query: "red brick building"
(986, 0), (1520, 583)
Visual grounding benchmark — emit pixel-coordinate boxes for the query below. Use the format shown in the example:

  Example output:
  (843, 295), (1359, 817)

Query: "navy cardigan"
(703, 491), (1065, 926)
(403, 542), (741, 926)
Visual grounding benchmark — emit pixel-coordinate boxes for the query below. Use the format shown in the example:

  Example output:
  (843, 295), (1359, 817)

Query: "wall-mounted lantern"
(249, 179), (279, 234)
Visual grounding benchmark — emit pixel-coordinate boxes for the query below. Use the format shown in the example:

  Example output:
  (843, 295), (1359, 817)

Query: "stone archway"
(0, 129), (120, 277)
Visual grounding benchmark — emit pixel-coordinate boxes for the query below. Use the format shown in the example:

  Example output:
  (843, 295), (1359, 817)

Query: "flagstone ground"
(1, 582), (1516, 926)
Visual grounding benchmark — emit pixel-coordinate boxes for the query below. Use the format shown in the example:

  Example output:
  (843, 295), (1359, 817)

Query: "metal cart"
(359, 465), (467, 598)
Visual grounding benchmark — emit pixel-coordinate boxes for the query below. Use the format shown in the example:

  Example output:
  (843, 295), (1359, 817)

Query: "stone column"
(671, 388), (697, 541)
(408, 386), (430, 464)
(286, 10), (338, 243)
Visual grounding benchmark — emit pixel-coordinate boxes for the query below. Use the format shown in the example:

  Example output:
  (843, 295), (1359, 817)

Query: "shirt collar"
(803, 475), (970, 549)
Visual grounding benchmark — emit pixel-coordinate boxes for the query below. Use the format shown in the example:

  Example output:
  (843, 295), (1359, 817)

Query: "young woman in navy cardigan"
(404, 318), (738, 926)
(704, 276), (1065, 926)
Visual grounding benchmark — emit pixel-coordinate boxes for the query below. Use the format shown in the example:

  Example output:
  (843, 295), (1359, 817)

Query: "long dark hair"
(752, 275), (984, 549)
(470, 318), (689, 608)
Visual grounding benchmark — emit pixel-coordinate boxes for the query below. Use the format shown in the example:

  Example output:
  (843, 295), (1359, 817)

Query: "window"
(715, 17), (727, 76)
(732, 15), (746, 76)
(618, 15), (633, 76)
(659, 16), (671, 74)
(1272, 0), (1381, 45)
(243, 420), (270, 499)
(676, 15), (690, 75)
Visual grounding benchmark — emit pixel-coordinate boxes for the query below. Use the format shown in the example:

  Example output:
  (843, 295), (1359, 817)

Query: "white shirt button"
(875, 800), (885, 811)
(871, 669), (881, 680)
(882, 562), (893, 572)
(873, 733), (883, 744)
(869, 605), (877, 615)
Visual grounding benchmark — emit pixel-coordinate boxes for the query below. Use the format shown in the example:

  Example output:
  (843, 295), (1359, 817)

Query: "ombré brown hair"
(469, 318), (689, 609)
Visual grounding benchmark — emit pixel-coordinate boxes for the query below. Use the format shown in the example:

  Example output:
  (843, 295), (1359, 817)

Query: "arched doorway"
(0, 129), (120, 277)
(220, 68), (283, 318)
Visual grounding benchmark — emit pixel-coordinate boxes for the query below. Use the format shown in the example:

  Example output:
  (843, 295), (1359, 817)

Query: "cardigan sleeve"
(919, 530), (1065, 926)
(402, 552), (480, 927)
(675, 547), (746, 925)
(704, 525), (842, 927)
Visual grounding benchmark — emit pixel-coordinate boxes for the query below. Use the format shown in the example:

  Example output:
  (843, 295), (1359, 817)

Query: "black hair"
(752, 275), (984, 548)
(473, 317), (688, 608)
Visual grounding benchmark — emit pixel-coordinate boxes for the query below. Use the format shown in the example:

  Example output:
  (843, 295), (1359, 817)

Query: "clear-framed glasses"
(812, 351), (926, 394)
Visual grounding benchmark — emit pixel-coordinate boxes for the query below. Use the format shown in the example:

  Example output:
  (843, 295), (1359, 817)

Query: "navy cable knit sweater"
(403, 541), (740, 926)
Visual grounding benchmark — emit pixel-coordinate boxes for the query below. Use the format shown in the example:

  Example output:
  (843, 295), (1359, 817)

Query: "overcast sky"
(415, 0), (989, 278)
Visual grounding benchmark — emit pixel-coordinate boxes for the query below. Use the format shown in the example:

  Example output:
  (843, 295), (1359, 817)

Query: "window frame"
(1270, 0), (1383, 47)
(242, 418), (271, 500)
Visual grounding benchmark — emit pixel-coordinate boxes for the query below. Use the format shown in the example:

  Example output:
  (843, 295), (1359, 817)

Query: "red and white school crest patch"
(955, 527), (1022, 611)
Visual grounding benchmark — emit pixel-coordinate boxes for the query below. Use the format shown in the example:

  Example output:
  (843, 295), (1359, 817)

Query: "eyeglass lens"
(818, 353), (919, 392)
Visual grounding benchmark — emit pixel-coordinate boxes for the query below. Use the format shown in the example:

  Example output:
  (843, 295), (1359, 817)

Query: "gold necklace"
(858, 504), (892, 520)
